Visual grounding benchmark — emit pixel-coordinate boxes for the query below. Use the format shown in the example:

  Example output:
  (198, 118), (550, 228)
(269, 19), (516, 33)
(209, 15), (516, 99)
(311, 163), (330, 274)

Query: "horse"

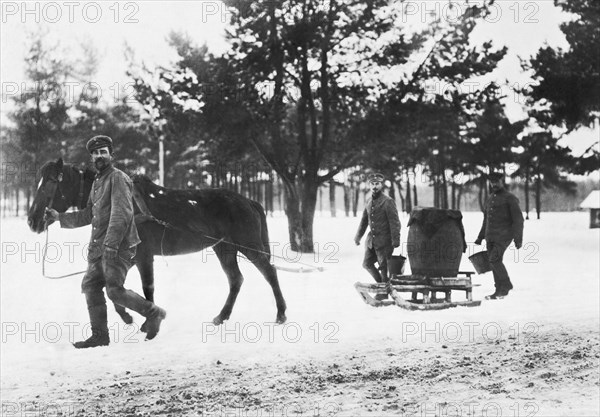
(27, 158), (287, 327)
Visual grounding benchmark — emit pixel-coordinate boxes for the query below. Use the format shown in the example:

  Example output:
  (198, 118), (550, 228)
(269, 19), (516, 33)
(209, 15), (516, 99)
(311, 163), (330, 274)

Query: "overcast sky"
(1, 1), (597, 155)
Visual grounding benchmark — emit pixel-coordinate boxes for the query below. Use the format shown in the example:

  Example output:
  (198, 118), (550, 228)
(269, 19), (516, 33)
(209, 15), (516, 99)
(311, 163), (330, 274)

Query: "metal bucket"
(388, 255), (407, 276)
(469, 251), (492, 274)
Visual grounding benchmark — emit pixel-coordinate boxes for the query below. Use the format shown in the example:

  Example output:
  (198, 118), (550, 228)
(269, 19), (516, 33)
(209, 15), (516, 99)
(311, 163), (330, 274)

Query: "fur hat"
(86, 135), (113, 154)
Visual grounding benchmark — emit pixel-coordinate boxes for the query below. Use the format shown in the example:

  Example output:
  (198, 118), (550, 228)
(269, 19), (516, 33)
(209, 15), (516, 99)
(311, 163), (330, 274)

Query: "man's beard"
(372, 188), (382, 197)
(94, 157), (110, 171)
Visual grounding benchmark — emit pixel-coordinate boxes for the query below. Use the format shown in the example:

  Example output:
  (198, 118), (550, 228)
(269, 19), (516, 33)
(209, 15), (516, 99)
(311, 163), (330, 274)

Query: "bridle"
(44, 168), (86, 218)
(42, 167), (87, 279)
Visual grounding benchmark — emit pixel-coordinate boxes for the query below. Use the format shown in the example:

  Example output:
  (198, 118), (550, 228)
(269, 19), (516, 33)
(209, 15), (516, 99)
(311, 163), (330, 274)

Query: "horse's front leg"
(135, 248), (155, 333)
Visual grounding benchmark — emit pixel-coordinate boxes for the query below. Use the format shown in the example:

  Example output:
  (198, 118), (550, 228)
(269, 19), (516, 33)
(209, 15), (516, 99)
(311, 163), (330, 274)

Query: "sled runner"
(355, 271), (481, 310)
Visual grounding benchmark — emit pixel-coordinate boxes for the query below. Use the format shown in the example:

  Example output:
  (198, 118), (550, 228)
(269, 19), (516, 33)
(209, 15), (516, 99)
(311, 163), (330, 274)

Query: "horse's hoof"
(276, 314), (287, 324)
(212, 315), (227, 326)
(121, 312), (134, 325)
(140, 320), (148, 333)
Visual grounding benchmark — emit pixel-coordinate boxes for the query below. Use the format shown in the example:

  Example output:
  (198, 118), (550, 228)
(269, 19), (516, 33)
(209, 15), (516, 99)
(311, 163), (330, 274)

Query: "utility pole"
(159, 134), (165, 187)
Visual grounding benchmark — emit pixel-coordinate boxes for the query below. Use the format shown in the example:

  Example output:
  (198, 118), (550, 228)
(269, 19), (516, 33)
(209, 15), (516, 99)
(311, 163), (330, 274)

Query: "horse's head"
(27, 158), (84, 233)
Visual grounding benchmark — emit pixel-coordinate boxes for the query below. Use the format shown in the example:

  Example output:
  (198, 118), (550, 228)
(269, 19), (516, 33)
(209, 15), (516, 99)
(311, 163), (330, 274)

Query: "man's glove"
(393, 241), (400, 248)
(44, 208), (59, 222)
(474, 238), (483, 245)
(103, 246), (119, 261)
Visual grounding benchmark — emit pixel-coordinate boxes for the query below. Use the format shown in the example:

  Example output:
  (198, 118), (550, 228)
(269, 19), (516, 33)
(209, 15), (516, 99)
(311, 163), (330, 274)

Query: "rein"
(41, 171), (325, 278)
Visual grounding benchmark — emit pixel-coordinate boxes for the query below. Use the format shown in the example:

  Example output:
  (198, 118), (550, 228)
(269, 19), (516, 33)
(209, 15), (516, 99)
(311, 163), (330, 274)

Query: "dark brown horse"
(27, 159), (287, 326)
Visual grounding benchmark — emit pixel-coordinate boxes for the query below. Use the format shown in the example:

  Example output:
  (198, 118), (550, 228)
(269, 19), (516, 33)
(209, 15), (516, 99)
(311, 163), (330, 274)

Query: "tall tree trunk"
(478, 178), (485, 212)
(26, 187), (31, 214)
(329, 179), (336, 218)
(266, 173), (273, 215)
(343, 184), (351, 217)
(318, 185), (323, 214)
(388, 176), (396, 201)
(535, 167), (541, 220)
(433, 174), (439, 208)
(252, 174), (258, 201)
(241, 166), (247, 198)
(278, 176), (284, 212)
(412, 167), (418, 207)
(441, 172), (448, 209)
(524, 167), (530, 220)
(405, 173), (412, 213)
(282, 178), (318, 252)
(352, 181), (360, 217)
(284, 182), (303, 251)
(457, 185), (463, 211)
(15, 188), (19, 217)
(451, 181), (456, 210)
(258, 178), (264, 207)
(301, 180), (318, 252)
(396, 181), (405, 212)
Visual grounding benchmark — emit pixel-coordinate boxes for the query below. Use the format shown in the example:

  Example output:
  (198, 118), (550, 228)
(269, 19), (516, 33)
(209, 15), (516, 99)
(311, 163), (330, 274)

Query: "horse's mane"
(132, 175), (210, 199)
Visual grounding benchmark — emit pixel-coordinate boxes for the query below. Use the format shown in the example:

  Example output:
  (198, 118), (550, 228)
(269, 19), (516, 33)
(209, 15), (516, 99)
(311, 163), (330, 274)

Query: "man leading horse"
(45, 135), (167, 348)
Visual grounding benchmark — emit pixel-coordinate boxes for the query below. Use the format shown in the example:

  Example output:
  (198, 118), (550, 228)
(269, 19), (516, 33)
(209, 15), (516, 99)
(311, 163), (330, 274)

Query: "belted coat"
(59, 166), (141, 261)
(355, 192), (401, 252)
(477, 188), (524, 245)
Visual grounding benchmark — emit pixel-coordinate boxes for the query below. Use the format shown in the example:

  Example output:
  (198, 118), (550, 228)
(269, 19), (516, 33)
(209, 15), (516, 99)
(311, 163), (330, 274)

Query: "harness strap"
(128, 182), (324, 273)
(132, 184), (171, 228)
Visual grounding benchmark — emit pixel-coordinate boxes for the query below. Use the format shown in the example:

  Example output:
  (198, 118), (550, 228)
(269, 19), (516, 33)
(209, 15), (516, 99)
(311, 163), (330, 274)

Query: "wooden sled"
(355, 272), (481, 310)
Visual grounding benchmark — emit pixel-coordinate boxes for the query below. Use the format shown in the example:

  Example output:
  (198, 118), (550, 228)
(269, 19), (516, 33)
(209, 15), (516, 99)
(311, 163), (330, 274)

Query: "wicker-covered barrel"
(406, 207), (466, 277)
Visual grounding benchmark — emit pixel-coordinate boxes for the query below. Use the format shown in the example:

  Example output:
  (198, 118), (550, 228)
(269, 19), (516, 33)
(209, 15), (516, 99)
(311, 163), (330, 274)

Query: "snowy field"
(1, 211), (599, 416)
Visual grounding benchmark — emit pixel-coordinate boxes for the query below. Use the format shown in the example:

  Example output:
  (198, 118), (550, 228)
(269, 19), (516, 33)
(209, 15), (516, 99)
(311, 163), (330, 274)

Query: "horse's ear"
(56, 158), (64, 170)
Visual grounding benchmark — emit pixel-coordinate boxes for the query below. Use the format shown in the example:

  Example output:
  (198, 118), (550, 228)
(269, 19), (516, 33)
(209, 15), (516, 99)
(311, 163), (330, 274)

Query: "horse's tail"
(251, 201), (271, 258)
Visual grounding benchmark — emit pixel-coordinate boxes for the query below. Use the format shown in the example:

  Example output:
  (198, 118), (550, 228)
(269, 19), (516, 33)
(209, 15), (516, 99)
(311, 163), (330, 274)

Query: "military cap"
(488, 172), (505, 182)
(86, 135), (113, 154)
(367, 173), (385, 183)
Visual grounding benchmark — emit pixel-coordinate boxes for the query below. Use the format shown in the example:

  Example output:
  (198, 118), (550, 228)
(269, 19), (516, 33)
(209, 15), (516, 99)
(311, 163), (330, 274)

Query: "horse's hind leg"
(244, 249), (287, 324)
(213, 245), (244, 325)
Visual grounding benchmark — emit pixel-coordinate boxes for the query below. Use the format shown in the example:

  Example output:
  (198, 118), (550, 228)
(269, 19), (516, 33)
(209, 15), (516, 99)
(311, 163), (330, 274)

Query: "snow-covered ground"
(1, 212), (599, 416)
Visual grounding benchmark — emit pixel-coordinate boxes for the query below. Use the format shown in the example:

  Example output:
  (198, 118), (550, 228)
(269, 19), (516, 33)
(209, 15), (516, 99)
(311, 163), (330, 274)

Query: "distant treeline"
(5, 177), (596, 218)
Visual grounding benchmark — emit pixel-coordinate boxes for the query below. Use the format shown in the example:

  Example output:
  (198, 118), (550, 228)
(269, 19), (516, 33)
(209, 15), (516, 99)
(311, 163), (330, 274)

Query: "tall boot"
(73, 292), (110, 349)
(365, 265), (383, 283)
(106, 286), (166, 341)
(363, 265), (388, 300)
